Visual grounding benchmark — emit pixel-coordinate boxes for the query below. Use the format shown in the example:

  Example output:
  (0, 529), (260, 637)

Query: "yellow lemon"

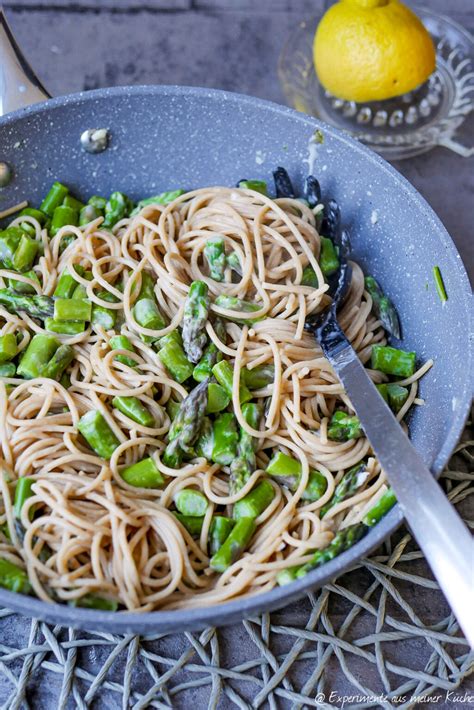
(314, 0), (436, 103)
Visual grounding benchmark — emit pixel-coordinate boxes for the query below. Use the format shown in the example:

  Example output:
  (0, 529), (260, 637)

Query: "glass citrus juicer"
(278, 2), (474, 160)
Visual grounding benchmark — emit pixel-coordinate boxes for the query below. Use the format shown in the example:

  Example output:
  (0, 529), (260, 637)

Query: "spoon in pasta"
(305, 204), (474, 648)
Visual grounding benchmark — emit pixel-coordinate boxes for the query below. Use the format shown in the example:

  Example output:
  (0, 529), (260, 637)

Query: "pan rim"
(0, 84), (471, 632)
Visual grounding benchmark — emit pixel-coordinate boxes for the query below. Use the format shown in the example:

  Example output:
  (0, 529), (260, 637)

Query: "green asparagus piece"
(237, 179), (268, 195)
(164, 440), (191, 470)
(130, 190), (185, 216)
(50, 205), (79, 236)
(233, 479), (275, 520)
(0, 333), (17, 363)
(133, 298), (166, 342)
(0, 290), (54, 319)
(54, 265), (85, 298)
(0, 557), (32, 594)
(212, 359), (252, 405)
(432, 265), (448, 303)
(0, 363), (16, 377)
(120, 457), (164, 488)
(73, 274), (92, 298)
(109, 335), (137, 367)
(58, 234), (76, 253)
(302, 472), (330, 502)
(276, 487), (398, 587)
(157, 329), (182, 350)
(174, 512), (251, 551)
(91, 305), (115, 330)
(79, 204), (103, 226)
(295, 524), (368, 578)
(72, 595), (118, 611)
(91, 291), (117, 330)
(16, 223), (35, 239)
(379, 383), (409, 413)
(320, 462), (368, 518)
(277, 523), (369, 585)
(213, 317), (227, 343)
(133, 271), (156, 301)
(174, 513), (204, 536)
(363, 488), (397, 526)
(193, 319), (226, 382)
(102, 191), (133, 229)
(8, 270), (40, 294)
(275, 567), (300, 586)
(319, 236), (339, 276)
(17, 334), (59, 379)
(214, 295), (263, 325)
(63, 195), (84, 212)
(376, 383), (389, 404)
(364, 276), (401, 339)
(40, 344), (75, 381)
(59, 371), (71, 388)
(265, 450), (302, 486)
(45, 318), (86, 335)
(166, 398), (182, 421)
(327, 410), (363, 441)
(226, 252), (242, 276)
(158, 341), (194, 383)
(210, 517), (256, 572)
(205, 382), (230, 414)
(265, 451), (327, 502)
(13, 477), (34, 520)
(195, 416), (214, 459)
(163, 379), (209, 467)
(211, 413), (239, 465)
(230, 402), (262, 493)
(40, 181), (69, 216)
(193, 343), (221, 381)
(301, 265), (318, 288)
(175, 512), (246, 551)
(241, 365), (275, 390)
(0, 228), (23, 268)
(12, 235), (38, 272)
(371, 345), (416, 378)
(386, 384), (409, 412)
(112, 396), (155, 427)
(53, 298), (91, 322)
(209, 516), (234, 556)
(182, 280), (210, 363)
(19, 207), (47, 225)
(174, 488), (209, 517)
(77, 410), (120, 459)
(88, 195), (107, 211)
(204, 238), (226, 282)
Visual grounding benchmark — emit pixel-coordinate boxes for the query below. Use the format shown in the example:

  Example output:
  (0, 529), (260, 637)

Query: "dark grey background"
(0, 1), (472, 707)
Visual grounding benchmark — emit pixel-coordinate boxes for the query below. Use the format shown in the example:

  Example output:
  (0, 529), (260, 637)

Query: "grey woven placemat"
(0, 418), (472, 710)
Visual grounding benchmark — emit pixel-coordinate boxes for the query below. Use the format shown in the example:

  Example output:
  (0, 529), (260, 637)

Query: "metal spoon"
(305, 202), (474, 648)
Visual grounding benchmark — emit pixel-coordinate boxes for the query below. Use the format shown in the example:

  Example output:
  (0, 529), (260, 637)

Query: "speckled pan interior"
(0, 86), (471, 634)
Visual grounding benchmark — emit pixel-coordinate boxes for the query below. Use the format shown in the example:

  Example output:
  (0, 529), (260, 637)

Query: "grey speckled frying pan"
(0, 13), (472, 634)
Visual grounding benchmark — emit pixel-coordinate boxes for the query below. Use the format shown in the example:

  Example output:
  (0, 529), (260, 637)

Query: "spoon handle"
(319, 324), (474, 647)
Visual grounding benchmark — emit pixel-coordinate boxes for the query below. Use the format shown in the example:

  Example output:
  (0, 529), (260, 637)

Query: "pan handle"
(0, 8), (51, 117)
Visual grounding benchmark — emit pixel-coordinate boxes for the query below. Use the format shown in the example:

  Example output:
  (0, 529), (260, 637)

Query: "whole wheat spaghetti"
(0, 182), (429, 611)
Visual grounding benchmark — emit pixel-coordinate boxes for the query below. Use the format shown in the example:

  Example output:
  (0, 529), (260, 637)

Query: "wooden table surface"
(0, 2), (473, 708)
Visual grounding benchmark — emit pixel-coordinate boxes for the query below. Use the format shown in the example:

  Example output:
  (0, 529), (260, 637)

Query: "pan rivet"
(0, 162), (13, 188)
(80, 128), (109, 154)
